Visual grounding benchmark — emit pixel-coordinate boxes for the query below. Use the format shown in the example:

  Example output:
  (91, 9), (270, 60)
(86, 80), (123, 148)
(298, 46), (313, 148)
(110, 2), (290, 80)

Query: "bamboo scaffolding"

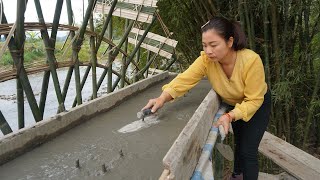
(112, 15), (156, 88)
(96, 0), (118, 51)
(72, 0), (97, 106)
(8, 1), (42, 122)
(128, 27), (177, 59)
(0, 23), (128, 56)
(95, 3), (154, 23)
(34, 0), (66, 113)
(61, 0), (76, 106)
(72, 66), (91, 107)
(97, 0), (158, 7)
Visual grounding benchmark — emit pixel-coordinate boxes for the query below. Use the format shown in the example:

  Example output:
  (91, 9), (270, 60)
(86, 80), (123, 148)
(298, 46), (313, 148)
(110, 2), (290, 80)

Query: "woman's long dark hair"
(201, 17), (247, 51)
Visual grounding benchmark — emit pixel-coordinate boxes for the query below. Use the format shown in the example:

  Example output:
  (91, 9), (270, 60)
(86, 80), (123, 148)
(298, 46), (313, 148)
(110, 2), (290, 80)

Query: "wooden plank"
(131, 28), (178, 47)
(128, 37), (172, 59)
(162, 90), (220, 180)
(128, 33), (175, 53)
(128, 28), (178, 59)
(262, 132), (320, 174)
(259, 132), (320, 179)
(118, 0), (157, 7)
(95, 4), (154, 23)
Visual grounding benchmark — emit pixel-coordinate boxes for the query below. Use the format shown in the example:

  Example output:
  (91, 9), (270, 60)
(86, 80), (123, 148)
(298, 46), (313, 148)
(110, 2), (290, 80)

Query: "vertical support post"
(107, 17), (113, 93)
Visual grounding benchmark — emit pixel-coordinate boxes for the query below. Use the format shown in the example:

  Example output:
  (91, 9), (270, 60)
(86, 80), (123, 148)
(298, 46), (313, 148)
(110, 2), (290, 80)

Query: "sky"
(2, 0), (89, 24)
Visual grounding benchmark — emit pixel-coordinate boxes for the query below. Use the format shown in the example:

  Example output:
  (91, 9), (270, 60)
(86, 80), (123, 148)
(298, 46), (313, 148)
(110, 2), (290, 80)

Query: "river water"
(0, 61), (131, 136)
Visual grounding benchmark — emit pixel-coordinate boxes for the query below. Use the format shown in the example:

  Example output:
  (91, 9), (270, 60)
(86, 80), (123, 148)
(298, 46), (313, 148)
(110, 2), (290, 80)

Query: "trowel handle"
(137, 108), (153, 119)
(142, 108), (153, 116)
(219, 125), (226, 141)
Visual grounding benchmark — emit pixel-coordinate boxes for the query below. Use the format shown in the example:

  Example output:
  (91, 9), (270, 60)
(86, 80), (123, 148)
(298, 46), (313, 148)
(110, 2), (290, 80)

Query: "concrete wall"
(0, 72), (169, 165)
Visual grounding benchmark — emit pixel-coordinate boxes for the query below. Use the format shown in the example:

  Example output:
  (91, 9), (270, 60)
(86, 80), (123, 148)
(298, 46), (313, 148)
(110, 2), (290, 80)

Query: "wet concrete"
(0, 76), (211, 180)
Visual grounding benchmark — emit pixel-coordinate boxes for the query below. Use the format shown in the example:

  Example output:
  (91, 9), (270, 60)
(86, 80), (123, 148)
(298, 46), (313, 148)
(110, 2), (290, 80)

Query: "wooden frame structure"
(0, 0), (178, 135)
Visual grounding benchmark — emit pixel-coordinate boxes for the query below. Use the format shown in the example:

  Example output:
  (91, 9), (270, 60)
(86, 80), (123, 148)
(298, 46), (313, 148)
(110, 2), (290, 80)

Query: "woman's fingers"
(142, 98), (164, 113)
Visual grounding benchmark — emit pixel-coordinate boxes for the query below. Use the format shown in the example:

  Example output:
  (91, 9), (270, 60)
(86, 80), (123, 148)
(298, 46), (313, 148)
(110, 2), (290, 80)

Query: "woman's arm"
(142, 53), (208, 112)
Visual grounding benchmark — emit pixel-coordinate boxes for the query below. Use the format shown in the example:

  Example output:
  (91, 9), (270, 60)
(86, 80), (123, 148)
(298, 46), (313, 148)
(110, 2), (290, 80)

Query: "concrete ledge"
(161, 90), (220, 180)
(0, 72), (169, 165)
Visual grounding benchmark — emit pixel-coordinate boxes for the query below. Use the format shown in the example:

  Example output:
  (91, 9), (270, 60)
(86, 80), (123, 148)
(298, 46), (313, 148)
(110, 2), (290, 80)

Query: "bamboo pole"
(263, 0), (271, 88)
(107, 17), (113, 93)
(303, 70), (320, 149)
(0, 110), (12, 135)
(72, 66), (92, 107)
(164, 53), (177, 71)
(89, 11), (98, 99)
(72, 0), (97, 106)
(34, 0), (66, 112)
(132, 48), (140, 82)
(145, 50), (151, 77)
(61, 0), (75, 104)
(120, 19), (129, 88)
(9, 0), (42, 122)
(16, 78), (24, 129)
(270, 0), (280, 82)
(243, 0), (254, 50)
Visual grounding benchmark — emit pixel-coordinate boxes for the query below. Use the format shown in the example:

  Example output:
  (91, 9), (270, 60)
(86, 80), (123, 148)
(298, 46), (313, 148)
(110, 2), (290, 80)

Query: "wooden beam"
(128, 28), (177, 59)
(98, 0), (158, 7)
(162, 90), (220, 180)
(259, 131), (320, 179)
(95, 3), (154, 23)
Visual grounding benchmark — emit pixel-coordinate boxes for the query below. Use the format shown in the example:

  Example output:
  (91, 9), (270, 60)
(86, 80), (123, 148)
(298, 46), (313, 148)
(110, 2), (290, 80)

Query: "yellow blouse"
(162, 49), (267, 121)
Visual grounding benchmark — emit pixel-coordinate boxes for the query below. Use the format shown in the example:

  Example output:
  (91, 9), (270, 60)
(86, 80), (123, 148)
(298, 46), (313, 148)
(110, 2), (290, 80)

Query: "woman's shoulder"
(238, 49), (261, 65)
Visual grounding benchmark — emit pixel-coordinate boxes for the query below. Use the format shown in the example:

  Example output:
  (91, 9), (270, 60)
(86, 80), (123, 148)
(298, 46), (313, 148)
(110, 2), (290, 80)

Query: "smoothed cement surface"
(0, 76), (211, 180)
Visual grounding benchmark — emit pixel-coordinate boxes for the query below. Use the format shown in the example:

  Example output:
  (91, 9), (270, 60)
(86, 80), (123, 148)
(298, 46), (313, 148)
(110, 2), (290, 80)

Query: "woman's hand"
(214, 112), (234, 135)
(142, 91), (173, 113)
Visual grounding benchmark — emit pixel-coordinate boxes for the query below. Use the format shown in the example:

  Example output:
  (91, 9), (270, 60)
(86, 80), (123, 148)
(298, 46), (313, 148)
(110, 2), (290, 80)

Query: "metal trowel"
(216, 125), (234, 161)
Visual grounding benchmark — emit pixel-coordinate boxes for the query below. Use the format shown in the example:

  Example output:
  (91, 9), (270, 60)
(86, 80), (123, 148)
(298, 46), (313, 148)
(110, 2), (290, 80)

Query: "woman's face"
(202, 29), (233, 62)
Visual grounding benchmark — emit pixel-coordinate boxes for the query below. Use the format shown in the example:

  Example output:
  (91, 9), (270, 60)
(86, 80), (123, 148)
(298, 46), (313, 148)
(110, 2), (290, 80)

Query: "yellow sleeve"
(231, 55), (267, 121)
(162, 55), (207, 99)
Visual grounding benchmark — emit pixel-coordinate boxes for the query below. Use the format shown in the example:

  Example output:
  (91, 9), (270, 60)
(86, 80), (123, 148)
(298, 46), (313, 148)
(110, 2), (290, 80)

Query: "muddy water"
(0, 62), (130, 136)
(0, 77), (212, 180)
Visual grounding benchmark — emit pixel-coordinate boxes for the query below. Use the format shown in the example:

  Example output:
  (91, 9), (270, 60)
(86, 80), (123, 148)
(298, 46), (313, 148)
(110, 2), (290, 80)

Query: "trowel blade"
(216, 143), (234, 161)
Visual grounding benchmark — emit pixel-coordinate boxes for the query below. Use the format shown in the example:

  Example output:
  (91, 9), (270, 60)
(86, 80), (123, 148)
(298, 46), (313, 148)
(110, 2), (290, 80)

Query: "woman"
(143, 17), (271, 180)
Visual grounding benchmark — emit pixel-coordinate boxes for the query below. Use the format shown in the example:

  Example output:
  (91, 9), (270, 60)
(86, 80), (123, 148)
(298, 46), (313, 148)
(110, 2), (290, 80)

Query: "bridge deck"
(0, 76), (212, 179)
